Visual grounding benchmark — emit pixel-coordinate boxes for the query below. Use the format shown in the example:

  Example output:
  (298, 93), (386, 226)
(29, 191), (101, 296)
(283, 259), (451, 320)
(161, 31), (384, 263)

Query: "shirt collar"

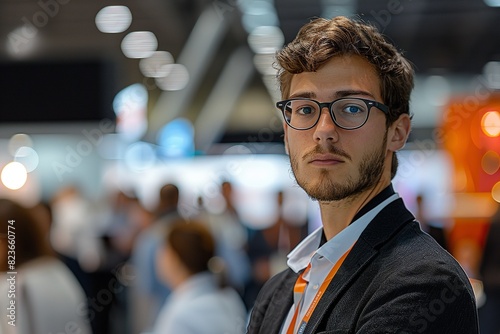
(287, 185), (398, 273)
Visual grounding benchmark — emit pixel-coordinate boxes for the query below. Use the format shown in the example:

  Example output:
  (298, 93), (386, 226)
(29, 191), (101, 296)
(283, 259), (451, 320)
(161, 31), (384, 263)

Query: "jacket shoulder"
(318, 221), (479, 334)
(247, 268), (297, 334)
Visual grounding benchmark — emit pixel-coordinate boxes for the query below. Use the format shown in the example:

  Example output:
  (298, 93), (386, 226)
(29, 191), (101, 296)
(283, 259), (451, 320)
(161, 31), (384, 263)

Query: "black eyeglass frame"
(276, 97), (390, 130)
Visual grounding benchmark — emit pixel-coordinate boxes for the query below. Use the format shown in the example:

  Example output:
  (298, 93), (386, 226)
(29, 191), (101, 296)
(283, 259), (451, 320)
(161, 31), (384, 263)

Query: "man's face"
(284, 55), (391, 202)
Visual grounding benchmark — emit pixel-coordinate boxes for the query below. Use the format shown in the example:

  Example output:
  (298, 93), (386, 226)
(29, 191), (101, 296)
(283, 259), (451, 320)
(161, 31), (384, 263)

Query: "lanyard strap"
(286, 246), (353, 334)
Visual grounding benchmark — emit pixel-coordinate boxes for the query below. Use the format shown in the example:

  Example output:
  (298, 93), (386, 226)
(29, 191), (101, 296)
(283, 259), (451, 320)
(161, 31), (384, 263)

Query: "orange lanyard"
(286, 247), (352, 334)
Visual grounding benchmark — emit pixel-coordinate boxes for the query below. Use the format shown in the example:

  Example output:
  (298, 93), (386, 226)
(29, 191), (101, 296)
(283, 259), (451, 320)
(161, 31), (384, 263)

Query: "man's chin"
(299, 179), (345, 202)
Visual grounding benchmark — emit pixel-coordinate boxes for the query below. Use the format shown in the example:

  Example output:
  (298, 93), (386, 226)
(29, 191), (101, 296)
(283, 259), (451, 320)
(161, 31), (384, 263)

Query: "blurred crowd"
(1, 180), (499, 333)
(0, 180), (308, 334)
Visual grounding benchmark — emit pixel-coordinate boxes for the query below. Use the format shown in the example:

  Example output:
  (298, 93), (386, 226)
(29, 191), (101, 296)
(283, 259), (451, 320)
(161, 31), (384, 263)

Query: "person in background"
(106, 189), (153, 264)
(415, 193), (448, 251)
(152, 219), (247, 334)
(101, 189), (153, 334)
(0, 198), (91, 334)
(247, 16), (478, 333)
(245, 190), (304, 308)
(49, 185), (115, 334)
(205, 181), (251, 297)
(478, 203), (500, 334)
(50, 185), (103, 272)
(130, 183), (181, 333)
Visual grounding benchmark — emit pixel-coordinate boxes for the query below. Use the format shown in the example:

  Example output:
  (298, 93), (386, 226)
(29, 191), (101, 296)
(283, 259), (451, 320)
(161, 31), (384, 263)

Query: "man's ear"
(388, 114), (411, 152)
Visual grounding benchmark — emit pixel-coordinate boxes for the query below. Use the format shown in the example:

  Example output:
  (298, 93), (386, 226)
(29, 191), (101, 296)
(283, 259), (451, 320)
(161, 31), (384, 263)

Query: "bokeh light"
(121, 31), (158, 59)
(253, 53), (276, 76)
(157, 118), (195, 158)
(481, 151), (500, 175)
(240, 1), (279, 33)
(247, 26), (284, 54)
(139, 51), (174, 78)
(481, 111), (500, 137)
(155, 64), (189, 91)
(8, 134), (33, 156)
(14, 146), (39, 172)
(492, 181), (500, 203)
(6, 26), (40, 58)
(113, 83), (148, 141)
(1, 162), (28, 190)
(95, 6), (132, 34)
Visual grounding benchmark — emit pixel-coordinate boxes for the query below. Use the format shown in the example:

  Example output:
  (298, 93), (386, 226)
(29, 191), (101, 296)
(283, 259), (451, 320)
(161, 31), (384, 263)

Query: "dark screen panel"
(0, 60), (116, 122)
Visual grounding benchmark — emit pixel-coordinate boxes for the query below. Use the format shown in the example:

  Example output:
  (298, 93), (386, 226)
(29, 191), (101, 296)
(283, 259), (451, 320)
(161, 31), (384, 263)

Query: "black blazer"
(247, 198), (479, 334)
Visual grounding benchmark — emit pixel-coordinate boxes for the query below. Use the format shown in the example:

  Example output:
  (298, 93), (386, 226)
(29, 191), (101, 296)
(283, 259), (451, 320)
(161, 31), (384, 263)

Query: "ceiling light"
(253, 54), (276, 75)
(155, 64), (189, 91)
(121, 31), (158, 59)
(248, 26), (284, 54)
(240, 1), (279, 33)
(139, 51), (174, 78)
(95, 6), (132, 33)
(6, 26), (40, 58)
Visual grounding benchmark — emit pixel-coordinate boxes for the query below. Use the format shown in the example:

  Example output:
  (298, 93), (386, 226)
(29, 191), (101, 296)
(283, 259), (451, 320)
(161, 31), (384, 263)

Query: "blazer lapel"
(304, 198), (415, 334)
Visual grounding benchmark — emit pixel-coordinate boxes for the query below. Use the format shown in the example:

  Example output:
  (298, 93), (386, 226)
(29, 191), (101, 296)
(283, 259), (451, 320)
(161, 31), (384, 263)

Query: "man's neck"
(319, 181), (394, 240)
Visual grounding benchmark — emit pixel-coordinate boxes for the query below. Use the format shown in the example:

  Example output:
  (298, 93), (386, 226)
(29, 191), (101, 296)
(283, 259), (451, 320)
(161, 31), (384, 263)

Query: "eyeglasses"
(276, 97), (390, 130)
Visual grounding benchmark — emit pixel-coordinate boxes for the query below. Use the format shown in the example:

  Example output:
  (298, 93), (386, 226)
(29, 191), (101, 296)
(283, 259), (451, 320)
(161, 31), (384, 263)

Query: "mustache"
(302, 145), (351, 161)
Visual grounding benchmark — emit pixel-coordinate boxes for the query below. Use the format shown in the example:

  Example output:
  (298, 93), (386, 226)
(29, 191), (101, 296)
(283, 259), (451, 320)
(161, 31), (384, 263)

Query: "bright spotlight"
(1, 162), (28, 190)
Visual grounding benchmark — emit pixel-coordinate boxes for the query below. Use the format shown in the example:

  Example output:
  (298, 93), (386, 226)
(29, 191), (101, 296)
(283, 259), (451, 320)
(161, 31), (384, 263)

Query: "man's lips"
(303, 146), (351, 166)
(308, 154), (345, 165)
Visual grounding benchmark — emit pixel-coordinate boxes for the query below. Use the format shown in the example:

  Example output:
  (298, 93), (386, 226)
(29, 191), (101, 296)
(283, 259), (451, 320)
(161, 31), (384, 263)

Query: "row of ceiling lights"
(95, 5), (189, 91)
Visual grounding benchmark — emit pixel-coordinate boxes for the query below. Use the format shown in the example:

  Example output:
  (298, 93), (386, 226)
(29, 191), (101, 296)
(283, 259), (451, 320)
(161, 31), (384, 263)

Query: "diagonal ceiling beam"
(194, 46), (254, 152)
(148, 5), (233, 136)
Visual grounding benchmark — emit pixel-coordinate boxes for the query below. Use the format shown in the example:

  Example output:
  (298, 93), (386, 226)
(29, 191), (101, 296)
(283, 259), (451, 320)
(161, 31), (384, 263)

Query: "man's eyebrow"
(334, 90), (376, 99)
(288, 90), (376, 100)
(288, 91), (316, 99)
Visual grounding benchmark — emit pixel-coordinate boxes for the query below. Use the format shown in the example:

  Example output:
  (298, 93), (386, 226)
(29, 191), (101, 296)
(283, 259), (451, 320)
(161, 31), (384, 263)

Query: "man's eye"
(343, 105), (363, 114)
(297, 106), (315, 115)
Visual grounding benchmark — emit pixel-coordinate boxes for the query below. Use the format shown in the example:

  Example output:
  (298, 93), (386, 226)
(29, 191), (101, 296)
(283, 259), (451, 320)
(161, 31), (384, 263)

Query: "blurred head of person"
(156, 183), (179, 217)
(0, 198), (54, 271)
(156, 219), (225, 289)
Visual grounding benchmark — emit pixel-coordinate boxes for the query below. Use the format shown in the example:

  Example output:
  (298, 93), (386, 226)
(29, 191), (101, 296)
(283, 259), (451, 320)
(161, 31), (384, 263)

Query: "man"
(247, 16), (478, 334)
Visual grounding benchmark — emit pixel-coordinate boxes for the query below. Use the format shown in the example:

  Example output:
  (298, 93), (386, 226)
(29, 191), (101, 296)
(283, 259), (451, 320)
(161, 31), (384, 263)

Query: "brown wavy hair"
(276, 16), (414, 126)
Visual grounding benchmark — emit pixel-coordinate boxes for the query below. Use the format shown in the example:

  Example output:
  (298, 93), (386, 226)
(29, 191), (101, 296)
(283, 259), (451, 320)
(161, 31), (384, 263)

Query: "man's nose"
(313, 108), (339, 142)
